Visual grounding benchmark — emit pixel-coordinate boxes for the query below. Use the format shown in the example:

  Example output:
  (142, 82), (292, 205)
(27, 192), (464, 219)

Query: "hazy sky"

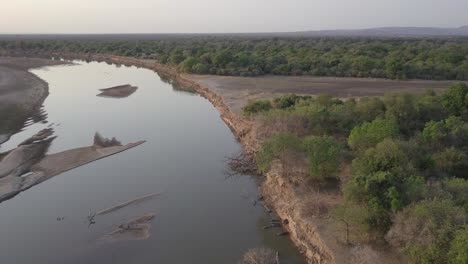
(1, 0), (468, 33)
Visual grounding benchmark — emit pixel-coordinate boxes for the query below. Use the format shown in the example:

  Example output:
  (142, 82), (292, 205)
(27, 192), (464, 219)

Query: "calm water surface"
(0, 61), (303, 264)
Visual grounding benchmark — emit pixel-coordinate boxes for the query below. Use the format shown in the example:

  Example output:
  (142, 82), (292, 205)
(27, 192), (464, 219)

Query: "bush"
(243, 100), (273, 116)
(256, 133), (302, 173)
(302, 135), (343, 180)
(433, 147), (468, 178)
(348, 118), (399, 152)
(442, 83), (468, 116)
(448, 226), (468, 264)
(386, 200), (466, 264)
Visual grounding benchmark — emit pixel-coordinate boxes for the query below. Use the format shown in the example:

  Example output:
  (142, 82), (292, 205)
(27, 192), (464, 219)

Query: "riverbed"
(0, 60), (303, 263)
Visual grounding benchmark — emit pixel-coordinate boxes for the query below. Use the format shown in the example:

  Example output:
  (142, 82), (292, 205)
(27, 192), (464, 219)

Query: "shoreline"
(0, 58), (69, 145)
(0, 53), (404, 263)
(51, 53), (332, 263)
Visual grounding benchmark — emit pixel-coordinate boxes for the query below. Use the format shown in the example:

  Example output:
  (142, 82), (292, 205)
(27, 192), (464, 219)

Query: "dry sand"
(0, 131), (145, 203)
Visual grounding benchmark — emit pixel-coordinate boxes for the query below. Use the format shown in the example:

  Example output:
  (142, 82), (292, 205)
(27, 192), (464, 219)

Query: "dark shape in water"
(100, 213), (156, 242)
(97, 84), (138, 98)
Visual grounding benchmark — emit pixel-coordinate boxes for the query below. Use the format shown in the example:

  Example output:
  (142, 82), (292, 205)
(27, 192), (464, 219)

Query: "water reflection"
(0, 60), (304, 264)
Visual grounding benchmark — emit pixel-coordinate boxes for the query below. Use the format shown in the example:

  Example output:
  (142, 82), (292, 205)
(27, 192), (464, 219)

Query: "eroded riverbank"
(43, 54), (409, 263)
(26, 53), (333, 263)
(0, 58), (303, 264)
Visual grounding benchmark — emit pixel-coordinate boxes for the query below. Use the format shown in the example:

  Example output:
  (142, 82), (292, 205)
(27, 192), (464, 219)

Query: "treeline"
(1, 37), (467, 80)
(245, 83), (468, 263)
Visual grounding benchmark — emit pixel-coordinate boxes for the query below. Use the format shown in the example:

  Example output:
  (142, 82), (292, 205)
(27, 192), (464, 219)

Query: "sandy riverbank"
(0, 57), (69, 144)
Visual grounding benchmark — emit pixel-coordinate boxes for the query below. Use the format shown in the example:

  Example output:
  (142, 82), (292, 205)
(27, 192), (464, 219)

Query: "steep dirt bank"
(4, 53), (400, 263)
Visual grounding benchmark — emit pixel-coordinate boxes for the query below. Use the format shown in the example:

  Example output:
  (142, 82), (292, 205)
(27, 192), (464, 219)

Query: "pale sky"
(1, 0), (467, 33)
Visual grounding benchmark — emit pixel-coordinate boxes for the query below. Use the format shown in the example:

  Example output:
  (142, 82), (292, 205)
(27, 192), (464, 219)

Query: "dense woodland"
(244, 83), (468, 263)
(1, 37), (468, 80)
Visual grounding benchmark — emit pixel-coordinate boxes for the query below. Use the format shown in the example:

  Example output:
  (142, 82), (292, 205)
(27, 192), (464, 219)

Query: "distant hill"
(293, 26), (468, 37)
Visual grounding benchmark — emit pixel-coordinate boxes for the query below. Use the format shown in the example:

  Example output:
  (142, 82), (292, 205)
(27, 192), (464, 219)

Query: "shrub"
(442, 83), (468, 116)
(448, 226), (468, 264)
(302, 135), (343, 180)
(243, 100), (273, 116)
(386, 200), (466, 264)
(348, 118), (399, 152)
(433, 147), (468, 178)
(256, 133), (302, 173)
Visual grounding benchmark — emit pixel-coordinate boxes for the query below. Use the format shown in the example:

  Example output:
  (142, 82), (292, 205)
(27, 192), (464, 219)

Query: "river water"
(0, 61), (303, 264)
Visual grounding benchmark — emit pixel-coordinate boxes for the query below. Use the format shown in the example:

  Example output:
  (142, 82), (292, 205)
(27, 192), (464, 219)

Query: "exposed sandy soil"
(0, 57), (68, 71)
(186, 74), (466, 114)
(0, 57), (69, 144)
(0, 130), (145, 203)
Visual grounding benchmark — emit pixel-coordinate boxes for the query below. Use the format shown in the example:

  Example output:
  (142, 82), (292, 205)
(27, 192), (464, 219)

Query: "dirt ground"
(186, 74), (466, 114)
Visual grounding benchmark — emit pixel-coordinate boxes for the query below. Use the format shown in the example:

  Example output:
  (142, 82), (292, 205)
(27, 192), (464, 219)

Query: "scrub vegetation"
(246, 83), (468, 264)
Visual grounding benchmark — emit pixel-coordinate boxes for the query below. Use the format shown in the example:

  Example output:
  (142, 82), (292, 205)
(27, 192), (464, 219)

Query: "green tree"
(348, 118), (399, 151)
(302, 136), (343, 180)
(433, 147), (468, 178)
(443, 83), (468, 116)
(448, 226), (468, 264)
(256, 133), (302, 173)
(386, 200), (466, 264)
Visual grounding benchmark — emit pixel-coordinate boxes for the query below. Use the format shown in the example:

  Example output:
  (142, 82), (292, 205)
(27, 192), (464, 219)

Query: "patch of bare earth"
(186, 74), (465, 114)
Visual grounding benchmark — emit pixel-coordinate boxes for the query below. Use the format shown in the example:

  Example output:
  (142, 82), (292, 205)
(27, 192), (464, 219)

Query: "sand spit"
(0, 130), (145, 203)
(96, 193), (161, 216)
(97, 84), (138, 98)
(100, 213), (156, 242)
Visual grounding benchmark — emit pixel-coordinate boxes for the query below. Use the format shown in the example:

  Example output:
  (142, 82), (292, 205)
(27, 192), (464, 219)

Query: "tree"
(433, 147), (468, 178)
(386, 200), (466, 264)
(348, 118), (399, 152)
(302, 135), (343, 180)
(255, 133), (302, 173)
(179, 56), (198, 72)
(448, 226), (468, 264)
(443, 83), (468, 116)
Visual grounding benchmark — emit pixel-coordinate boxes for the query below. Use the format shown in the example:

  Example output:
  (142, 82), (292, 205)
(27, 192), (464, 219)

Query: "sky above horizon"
(1, 0), (468, 34)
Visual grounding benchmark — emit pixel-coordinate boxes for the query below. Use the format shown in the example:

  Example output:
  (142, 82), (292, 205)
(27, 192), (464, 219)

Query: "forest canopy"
(1, 36), (467, 80)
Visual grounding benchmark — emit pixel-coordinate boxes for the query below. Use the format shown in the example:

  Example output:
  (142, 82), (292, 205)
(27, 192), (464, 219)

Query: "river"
(0, 60), (303, 263)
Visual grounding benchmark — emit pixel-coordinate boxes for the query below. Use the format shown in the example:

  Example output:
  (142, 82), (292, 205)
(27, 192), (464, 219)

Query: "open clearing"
(187, 74), (467, 113)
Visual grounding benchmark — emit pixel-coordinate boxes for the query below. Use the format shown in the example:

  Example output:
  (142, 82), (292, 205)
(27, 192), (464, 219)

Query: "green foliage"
(443, 83), (468, 116)
(448, 226), (468, 264)
(346, 139), (423, 231)
(348, 118), (399, 151)
(256, 133), (302, 173)
(272, 94), (303, 109)
(433, 147), (468, 178)
(2, 37), (467, 80)
(242, 100), (272, 116)
(355, 97), (386, 122)
(388, 200), (466, 264)
(421, 116), (468, 149)
(444, 178), (468, 211)
(383, 93), (421, 135)
(302, 136), (343, 180)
